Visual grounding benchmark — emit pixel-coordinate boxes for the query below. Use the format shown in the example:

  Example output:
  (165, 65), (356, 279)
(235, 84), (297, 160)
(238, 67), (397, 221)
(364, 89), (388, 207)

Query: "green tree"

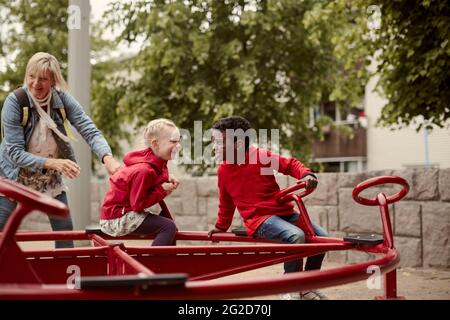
(0, 0), (128, 168)
(104, 0), (368, 173)
(0, 0), (69, 100)
(368, 0), (450, 130)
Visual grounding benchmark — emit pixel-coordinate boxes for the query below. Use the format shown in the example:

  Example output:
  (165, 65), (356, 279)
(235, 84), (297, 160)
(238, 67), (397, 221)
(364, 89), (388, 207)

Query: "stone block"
(175, 216), (208, 232)
(394, 202), (421, 237)
(179, 179), (198, 214)
(327, 206), (339, 231)
(206, 197), (219, 221)
(339, 188), (394, 234)
(164, 197), (183, 216)
(306, 206), (328, 231)
(304, 173), (338, 205)
(439, 168), (450, 201)
(366, 170), (394, 178)
(394, 236), (422, 267)
(422, 202), (450, 268)
(197, 176), (218, 197)
(197, 197), (207, 215)
(412, 169), (439, 201)
(387, 169), (412, 201)
(338, 172), (368, 188)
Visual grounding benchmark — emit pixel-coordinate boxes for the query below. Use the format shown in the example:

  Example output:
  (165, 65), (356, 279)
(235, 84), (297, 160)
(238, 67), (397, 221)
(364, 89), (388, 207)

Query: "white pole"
(67, 0), (91, 232)
(423, 128), (430, 168)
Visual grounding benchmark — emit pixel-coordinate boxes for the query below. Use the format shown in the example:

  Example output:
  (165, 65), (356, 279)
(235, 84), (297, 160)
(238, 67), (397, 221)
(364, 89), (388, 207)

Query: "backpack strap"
(58, 107), (67, 122)
(13, 88), (31, 127)
(55, 102), (76, 141)
(1, 88), (29, 141)
(1, 88), (74, 142)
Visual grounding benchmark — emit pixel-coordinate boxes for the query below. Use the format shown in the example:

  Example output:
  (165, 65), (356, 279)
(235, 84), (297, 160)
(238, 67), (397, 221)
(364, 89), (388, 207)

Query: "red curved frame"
(0, 176), (408, 300)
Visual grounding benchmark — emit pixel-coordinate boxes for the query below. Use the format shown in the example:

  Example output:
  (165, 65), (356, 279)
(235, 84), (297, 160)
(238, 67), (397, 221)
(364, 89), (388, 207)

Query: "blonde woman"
(0, 52), (121, 248)
(100, 119), (180, 245)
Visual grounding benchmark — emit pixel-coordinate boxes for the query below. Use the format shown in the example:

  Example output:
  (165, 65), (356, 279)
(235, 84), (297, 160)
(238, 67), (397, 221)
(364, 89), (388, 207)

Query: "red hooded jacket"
(215, 147), (315, 235)
(100, 148), (169, 220)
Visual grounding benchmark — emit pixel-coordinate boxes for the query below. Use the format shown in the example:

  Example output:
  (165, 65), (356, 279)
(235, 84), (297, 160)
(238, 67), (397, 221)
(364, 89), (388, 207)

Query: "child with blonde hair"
(100, 119), (181, 245)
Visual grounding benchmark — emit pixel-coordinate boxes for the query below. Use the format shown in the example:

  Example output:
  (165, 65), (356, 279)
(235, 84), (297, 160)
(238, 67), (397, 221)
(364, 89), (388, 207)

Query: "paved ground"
(210, 263), (450, 300)
(18, 240), (450, 300)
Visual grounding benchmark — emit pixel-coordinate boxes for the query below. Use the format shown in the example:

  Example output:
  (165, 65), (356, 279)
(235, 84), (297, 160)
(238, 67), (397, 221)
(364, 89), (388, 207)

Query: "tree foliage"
(368, 0), (450, 130)
(5, 1), (446, 174)
(0, 0), (69, 99)
(104, 0), (368, 172)
(0, 0), (128, 169)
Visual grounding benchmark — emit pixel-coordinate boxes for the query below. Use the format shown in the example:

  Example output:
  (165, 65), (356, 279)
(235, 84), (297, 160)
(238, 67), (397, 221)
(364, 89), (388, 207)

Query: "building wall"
(20, 169), (450, 269)
(365, 74), (450, 171)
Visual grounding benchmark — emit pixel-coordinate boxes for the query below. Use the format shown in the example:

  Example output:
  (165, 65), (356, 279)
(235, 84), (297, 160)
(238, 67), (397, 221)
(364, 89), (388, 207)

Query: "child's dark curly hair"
(212, 116), (252, 151)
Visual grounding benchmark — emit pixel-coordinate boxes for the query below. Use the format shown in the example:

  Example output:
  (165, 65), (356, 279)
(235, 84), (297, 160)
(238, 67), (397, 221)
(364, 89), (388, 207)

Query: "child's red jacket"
(215, 146), (315, 235)
(100, 148), (168, 220)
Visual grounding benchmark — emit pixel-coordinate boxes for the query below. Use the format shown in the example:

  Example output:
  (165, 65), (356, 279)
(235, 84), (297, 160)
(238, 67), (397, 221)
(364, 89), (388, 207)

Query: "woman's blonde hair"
(23, 52), (69, 92)
(143, 118), (177, 146)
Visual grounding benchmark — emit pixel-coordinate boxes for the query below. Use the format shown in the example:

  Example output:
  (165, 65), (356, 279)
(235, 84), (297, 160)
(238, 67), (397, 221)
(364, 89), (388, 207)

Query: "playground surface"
(216, 263), (450, 300)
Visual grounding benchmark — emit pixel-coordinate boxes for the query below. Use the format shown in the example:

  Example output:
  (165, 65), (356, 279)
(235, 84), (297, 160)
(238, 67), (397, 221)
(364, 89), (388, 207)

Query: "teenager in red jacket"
(208, 116), (328, 300)
(100, 119), (181, 245)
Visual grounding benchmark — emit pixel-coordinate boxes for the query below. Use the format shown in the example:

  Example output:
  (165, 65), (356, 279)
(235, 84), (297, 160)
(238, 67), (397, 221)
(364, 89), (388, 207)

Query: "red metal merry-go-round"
(0, 175), (409, 300)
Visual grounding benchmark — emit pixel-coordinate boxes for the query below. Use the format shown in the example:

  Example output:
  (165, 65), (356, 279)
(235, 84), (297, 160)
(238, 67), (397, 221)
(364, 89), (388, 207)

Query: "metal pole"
(67, 0), (91, 233)
(423, 128), (430, 168)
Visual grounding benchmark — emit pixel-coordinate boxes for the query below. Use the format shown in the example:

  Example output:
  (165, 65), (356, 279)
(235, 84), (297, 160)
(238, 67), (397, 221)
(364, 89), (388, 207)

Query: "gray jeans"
(0, 191), (74, 248)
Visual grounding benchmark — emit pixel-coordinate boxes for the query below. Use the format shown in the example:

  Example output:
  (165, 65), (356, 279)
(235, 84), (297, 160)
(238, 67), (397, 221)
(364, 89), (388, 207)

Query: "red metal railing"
(0, 176), (409, 299)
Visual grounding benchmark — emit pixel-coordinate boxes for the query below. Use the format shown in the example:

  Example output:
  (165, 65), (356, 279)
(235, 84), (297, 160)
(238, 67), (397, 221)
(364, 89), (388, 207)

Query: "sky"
(91, 0), (114, 23)
(90, 0), (142, 60)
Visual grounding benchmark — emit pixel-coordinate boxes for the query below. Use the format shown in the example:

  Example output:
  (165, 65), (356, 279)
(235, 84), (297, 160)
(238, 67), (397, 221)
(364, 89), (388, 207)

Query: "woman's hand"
(103, 155), (122, 176)
(44, 158), (80, 179)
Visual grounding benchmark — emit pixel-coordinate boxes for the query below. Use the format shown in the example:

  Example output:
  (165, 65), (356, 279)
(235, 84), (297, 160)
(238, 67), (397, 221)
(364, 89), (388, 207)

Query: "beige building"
(365, 74), (450, 171)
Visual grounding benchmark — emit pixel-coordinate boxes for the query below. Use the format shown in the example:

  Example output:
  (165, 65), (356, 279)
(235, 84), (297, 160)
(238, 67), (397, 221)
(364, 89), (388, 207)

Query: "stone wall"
(20, 168), (450, 269)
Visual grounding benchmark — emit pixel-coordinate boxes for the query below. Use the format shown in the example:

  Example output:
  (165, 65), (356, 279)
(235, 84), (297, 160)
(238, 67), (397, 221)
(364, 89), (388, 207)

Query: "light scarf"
(28, 89), (70, 143)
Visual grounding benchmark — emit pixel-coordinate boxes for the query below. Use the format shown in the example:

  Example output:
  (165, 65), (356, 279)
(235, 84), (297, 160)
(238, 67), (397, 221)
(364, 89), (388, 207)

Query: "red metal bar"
(377, 269), (404, 300)
(0, 176), (409, 299)
(90, 234), (110, 247)
(0, 248), (400, 300)
(352, 176), (409, 206)
(21, 247), (107, 258)
(110, 246), (154, 276)
(377, 193), (394, 249)
(293, 195), (316, 237)
(129, 244), (346, 279)
(14, 231), (91, 242)
(125, 242), (352, 255)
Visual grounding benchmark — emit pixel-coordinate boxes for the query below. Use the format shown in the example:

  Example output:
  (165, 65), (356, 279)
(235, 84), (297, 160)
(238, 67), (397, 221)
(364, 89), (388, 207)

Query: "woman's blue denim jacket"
(0, 86), (112, 181)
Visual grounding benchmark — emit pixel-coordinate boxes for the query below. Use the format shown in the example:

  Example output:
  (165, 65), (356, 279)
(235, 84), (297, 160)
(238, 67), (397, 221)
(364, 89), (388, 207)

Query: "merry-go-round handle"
(352, 176), (409, 206)
(275, 181), (316, 203)
(0, 178), (68, 217)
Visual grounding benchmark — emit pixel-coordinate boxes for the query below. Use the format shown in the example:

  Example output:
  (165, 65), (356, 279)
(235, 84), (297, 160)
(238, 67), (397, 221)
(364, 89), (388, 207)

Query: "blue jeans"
(254, 213), (328, 273)
(0, 192), (74, 248)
